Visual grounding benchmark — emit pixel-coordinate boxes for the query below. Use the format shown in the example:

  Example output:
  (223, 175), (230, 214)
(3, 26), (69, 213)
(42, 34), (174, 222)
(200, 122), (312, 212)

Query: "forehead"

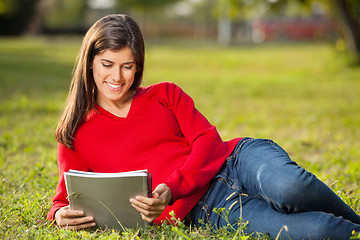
(95, 47), (134, 61)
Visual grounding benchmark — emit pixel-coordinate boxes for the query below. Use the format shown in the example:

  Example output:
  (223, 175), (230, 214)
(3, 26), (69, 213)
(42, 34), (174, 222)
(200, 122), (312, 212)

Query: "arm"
(164, 83), (228, 202)
(130, 83), (228, 220)
(48, 143), (96, 229)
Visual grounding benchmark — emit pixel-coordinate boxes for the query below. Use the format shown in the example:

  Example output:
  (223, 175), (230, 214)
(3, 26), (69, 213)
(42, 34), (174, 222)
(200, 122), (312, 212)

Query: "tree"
(331, 0), (360, 63)
(117, 0), (181, 12)
(209, 0), (360, 61)
(25, 0), (48, 35)
(0, 0), (40, 35)
(266, 0), (360, 62)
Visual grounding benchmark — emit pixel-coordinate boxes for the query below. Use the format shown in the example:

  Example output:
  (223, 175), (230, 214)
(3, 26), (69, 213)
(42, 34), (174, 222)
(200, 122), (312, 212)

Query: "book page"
(64, 170), (149, 231)
(67, 169), (148, 178)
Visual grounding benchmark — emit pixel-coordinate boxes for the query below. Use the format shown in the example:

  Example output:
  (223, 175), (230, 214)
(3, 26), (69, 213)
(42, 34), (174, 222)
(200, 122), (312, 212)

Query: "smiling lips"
(106, 82), (124, 91)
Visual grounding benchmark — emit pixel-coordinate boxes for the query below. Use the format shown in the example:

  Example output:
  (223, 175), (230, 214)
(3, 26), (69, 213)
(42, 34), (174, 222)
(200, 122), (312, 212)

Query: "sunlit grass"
(1, 38), (359, 239)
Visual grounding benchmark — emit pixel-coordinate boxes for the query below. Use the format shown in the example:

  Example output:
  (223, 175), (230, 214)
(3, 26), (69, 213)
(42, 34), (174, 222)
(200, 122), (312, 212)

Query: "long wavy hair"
(55, 14), (145, 149)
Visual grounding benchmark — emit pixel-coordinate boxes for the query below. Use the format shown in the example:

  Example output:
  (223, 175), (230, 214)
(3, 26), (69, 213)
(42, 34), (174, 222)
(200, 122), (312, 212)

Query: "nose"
(112, 67), (122, 82)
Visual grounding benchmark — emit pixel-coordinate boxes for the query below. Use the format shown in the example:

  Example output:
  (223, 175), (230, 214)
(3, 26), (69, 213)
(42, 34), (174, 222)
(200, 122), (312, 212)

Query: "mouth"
(105, 82), (124, 91)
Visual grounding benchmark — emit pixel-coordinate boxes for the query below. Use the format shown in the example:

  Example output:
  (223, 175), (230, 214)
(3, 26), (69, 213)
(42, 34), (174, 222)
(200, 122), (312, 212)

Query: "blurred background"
(1, 2), (360, 238)
(0, 0), (359, 60)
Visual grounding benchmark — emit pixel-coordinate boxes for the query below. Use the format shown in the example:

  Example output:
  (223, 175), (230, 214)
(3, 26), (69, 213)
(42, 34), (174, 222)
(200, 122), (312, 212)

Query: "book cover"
(64, 169), (151, 231)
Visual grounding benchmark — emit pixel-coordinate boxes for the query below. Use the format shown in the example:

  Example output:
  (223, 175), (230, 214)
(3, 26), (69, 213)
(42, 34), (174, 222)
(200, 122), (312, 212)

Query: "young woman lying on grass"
(47, 14), (360, 239)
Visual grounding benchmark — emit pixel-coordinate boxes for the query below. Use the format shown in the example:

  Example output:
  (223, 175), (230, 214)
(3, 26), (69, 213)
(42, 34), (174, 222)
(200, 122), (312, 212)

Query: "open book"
(64, 169), (152, 231)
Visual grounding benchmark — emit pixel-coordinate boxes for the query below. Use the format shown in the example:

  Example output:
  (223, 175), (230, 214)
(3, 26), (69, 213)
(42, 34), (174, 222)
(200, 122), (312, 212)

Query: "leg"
(191, 137), (360, 238)
(191, 171), (360, 239)
(231, 138), (360, 224)
(224, 194), (360, 239)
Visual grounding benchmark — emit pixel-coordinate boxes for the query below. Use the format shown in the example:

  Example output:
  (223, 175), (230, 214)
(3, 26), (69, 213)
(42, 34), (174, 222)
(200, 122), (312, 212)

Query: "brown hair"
(55, 14), (145, 149)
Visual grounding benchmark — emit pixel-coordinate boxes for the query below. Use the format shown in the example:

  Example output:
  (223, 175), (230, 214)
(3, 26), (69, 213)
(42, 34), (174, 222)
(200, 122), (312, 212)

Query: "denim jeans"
(191, 138), (360, 239)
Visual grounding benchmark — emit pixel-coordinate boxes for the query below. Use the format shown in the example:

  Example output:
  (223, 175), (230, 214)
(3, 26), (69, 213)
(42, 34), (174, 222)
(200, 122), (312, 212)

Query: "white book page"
(65, 169), (148, 178)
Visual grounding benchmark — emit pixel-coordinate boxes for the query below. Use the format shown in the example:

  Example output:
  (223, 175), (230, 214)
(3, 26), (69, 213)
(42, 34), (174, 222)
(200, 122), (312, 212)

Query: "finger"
(62, 221), (97, 230)
(59, 216), (95, 228)
(130, 198), (154, 212)
(130, 198), (164, 215)
(139, 213), (157, 223)
(137, 195), (166, 206)
(132, 204), (162, 222)
(131, 201), (163, 215)
(61, 208), (86, 218)
(131, 197), (164, 211)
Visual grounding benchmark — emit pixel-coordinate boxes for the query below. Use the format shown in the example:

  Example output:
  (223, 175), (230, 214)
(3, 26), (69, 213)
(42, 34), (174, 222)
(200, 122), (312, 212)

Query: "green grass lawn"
(1, 37), (360, 239)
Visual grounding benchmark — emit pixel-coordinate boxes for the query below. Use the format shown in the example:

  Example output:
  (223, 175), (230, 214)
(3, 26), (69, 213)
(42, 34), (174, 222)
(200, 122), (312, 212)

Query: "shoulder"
(139, 81), (181, 93)
(137, 82), (186, 100)
(136, 82), (191, 110)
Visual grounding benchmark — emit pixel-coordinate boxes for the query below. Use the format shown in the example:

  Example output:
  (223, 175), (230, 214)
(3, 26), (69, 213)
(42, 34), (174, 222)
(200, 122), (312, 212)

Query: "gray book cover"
(64, 169), (151, 231)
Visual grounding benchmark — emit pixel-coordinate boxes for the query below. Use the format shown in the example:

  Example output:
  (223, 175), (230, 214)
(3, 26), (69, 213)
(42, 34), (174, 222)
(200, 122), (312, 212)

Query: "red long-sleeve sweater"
(47, 82), (241, 224)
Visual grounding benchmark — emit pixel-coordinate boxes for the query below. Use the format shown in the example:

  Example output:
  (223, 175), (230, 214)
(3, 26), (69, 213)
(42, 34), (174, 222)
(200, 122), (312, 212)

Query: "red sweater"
(47, 82), (241, 224)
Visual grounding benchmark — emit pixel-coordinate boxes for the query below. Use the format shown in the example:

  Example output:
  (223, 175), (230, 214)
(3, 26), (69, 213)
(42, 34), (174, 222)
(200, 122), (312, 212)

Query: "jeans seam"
(221, 174), (238, 190)
(226, 137), (254, 162)
(196, 200), (211, 224)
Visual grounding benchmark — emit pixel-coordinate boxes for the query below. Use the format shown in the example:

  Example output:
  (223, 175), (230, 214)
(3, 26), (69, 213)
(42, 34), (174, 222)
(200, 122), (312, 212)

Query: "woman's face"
(92, 47), (136, 107)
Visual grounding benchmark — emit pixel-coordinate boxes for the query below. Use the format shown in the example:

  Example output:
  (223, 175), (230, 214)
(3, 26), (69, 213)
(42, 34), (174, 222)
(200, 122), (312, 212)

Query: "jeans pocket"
(193, 174), (236, 226)
(214, 173), (236, 190)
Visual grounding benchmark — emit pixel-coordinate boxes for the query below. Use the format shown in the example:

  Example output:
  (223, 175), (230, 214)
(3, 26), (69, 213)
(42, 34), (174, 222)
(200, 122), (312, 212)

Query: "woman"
(47, 14), (360, 239)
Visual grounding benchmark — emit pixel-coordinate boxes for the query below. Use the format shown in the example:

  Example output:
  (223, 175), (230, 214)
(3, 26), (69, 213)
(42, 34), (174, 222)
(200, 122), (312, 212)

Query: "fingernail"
(129, 198), (134, 203)
(88, 217), (94, 221)
(91, 222), (96, 226)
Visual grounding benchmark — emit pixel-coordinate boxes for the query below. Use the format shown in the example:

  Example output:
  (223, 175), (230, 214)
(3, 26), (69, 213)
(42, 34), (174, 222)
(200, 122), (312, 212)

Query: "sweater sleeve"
(163, 83), (229, 203)
(47, 143), (88, 221)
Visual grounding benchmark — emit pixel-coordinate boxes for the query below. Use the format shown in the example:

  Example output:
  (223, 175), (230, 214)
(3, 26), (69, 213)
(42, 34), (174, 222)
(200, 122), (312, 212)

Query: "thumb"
(152, 191), (160, 199)
(152, 184), (167, 199)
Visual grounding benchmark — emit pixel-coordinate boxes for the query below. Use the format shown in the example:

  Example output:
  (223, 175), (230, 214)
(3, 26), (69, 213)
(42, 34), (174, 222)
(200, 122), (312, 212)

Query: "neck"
(97, 90), (136, 118)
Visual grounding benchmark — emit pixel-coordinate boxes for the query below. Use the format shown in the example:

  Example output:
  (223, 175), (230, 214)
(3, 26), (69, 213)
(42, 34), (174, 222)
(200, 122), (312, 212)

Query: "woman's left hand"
(130, 183), (172, 223)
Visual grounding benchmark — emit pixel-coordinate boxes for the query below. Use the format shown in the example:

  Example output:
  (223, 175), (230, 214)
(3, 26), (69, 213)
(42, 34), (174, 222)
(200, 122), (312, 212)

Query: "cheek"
(92, 72), (99, 86)
(93, 68), (107, 82)
(124, 71), (136, 81)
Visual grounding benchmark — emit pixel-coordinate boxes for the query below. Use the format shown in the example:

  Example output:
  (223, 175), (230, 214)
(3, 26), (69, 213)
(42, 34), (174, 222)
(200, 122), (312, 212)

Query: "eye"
(122, 65), (134, 70)
(102, 63), (112, 68)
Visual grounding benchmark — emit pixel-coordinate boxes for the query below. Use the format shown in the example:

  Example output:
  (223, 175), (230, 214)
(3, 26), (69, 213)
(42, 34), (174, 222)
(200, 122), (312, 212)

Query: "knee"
(305, 214), (354, 240)
(256, 166), (318, 213)
(239, 138), (293, 170)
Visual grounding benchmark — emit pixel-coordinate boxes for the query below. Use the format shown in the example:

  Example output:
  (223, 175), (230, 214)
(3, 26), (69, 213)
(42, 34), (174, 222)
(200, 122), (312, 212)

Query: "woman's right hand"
(55, 205), (96, 230)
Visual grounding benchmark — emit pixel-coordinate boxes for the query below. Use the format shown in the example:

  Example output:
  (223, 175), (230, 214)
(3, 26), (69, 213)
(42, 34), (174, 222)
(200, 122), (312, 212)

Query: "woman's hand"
(130, 183), (172, 223)
(54, 205), (96, 230)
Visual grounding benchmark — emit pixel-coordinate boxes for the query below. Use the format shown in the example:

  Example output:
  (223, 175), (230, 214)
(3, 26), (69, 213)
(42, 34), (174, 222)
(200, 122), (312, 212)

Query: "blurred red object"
(251, 16), (338, 42)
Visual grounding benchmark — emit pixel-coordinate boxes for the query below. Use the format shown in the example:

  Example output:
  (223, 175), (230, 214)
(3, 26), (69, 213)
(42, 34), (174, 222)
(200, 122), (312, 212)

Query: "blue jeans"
(191, 138), (360, 239)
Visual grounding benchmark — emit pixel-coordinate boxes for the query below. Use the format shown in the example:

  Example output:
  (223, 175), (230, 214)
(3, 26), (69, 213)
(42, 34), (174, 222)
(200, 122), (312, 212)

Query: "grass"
(0, 37), (360, 239)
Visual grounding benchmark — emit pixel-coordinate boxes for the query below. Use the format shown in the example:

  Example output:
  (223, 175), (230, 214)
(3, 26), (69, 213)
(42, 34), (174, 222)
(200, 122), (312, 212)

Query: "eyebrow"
(101, 59), (135, 65)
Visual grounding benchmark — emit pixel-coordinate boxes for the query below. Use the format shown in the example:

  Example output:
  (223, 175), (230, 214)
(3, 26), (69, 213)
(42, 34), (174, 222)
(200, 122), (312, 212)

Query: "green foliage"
(0, 0), (39, 35)
(0, 0), (32, 16)
(119, 0), (180, 9)
(44, 0), (87, 29)
(1, 38), (360, 239)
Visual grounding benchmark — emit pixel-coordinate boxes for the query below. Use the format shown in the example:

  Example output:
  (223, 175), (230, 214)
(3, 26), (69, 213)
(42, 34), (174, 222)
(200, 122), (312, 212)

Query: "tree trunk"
(333, 0), (360, 61)
(25, 0), (47, 35)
